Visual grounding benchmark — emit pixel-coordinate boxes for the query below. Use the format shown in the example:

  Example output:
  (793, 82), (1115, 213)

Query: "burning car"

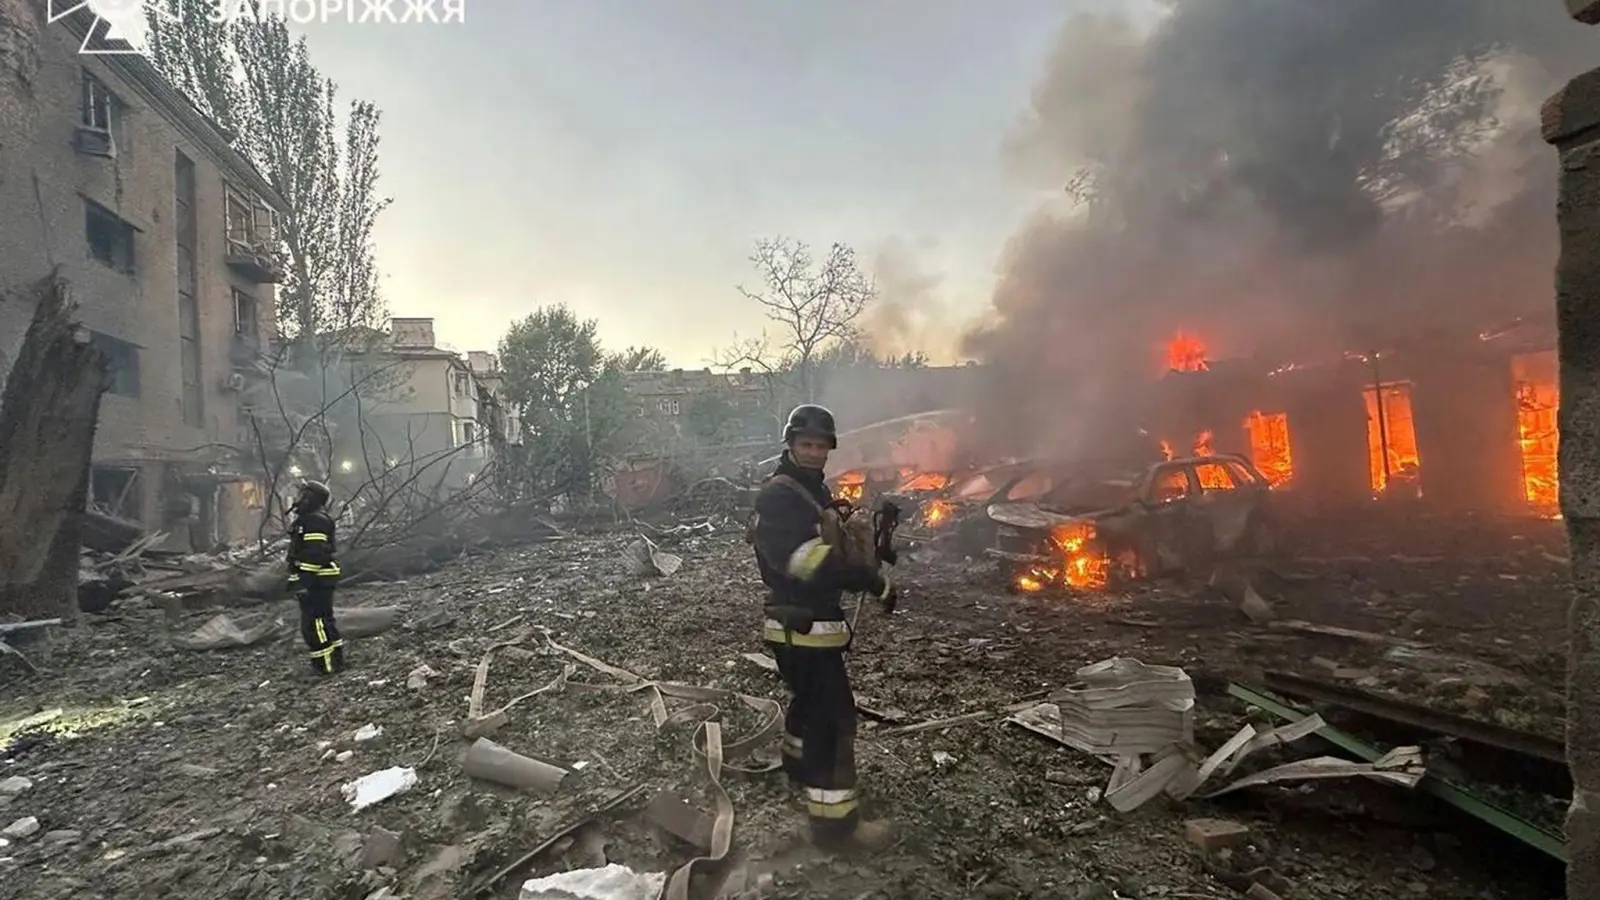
(986, 453), (1275, 592)
(889, 458), (1112, 551)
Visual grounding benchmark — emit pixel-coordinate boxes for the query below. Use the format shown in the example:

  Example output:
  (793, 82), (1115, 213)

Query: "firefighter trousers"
(768, 634), (860, 838)
(296, 583), (346, 674)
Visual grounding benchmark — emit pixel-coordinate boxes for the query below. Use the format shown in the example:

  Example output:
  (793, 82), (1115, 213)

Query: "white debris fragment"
(353, 723), (383, 742)
(0, 777), (32, 796)
(519, 863), (666, 900)
(341, 767), (418, 811)
(932, 751), (956, 767)
(406, 664), (438, 689)
(2, 817), (40, 840)
(336, 750), (355, 763)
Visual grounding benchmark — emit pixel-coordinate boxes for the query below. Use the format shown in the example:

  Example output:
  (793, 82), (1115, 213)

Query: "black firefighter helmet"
(296, 479), (332, 510)
(783, 404), (837, 449)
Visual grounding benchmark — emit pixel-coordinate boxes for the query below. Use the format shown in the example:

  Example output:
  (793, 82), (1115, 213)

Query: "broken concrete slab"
(1184, 818), (1250, 851)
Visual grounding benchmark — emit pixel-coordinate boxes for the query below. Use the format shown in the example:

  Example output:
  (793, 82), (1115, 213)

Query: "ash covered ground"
(0, 513), (1571, 900)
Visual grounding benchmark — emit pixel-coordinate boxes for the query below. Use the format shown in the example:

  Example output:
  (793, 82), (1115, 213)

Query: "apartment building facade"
(337, 319), (518, 486)
(620, 367), (775, 445)
(0, 2), (286, 548)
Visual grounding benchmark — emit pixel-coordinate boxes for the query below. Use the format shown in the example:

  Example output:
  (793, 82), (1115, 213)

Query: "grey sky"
(294, 1), (1151, 363)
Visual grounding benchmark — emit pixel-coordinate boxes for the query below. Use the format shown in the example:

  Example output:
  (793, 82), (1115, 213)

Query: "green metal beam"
(1227, 682), (1568, 863)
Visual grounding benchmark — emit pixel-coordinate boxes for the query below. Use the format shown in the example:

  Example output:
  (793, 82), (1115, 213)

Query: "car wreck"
(985, 453), (1275, 592)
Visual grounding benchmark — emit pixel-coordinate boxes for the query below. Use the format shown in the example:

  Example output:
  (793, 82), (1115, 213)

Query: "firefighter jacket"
(286, 508), (341, 587)
(751, 454), (886, 626)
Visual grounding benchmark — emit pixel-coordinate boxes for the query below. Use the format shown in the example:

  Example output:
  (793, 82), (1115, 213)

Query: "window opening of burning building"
(1243, 411), (1293, 488)
(1511, 350), (1559, 517)
(1363, 380), (1422, 499)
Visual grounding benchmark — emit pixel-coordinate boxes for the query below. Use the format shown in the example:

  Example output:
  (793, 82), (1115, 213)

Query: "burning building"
(1147, 326), (1559, 518)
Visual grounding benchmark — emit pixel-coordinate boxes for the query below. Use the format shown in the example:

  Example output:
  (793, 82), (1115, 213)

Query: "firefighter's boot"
(814, 818), (897, 854)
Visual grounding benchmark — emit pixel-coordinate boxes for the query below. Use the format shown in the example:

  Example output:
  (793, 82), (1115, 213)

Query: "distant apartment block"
(619, 367), (775, 444)
(0, 3), (287, 548)
(337, 318), (518, 484)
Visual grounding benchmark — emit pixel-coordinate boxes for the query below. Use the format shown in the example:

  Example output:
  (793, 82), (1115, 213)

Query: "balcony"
(225, 232), (286, 284)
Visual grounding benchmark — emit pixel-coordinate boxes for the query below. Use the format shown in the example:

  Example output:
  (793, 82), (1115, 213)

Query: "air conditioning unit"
(220, 372), (247, 392)
(73, 125), (116, 158)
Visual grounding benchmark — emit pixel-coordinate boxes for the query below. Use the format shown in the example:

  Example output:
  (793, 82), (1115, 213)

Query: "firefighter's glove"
(873, 575), (899, 615)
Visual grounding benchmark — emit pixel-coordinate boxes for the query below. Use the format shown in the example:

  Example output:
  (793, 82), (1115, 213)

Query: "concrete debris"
(406, 664), (438, 689)
(0, 776), (31, 796)
(2, 817), (39, 840)
(1239, 583), (1276, 624)
(172, 612), (280, 650)
(360, 826), (405, 869)
(341, 766), (418, 811)
(1184, 818), (1251, 851)
(519, 863), (666, 900)
(622, 537), (682, 577)
(353, 723), (384, 743)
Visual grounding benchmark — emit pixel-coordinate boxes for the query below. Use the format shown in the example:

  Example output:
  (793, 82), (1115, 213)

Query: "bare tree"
(736, 238), (875, 401)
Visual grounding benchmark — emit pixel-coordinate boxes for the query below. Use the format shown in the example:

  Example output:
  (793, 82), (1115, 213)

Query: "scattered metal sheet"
(1228, 682), (1567, 862)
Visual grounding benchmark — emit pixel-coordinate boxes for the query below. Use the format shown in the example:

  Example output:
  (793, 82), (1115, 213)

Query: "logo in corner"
(46, 0), (184, 56)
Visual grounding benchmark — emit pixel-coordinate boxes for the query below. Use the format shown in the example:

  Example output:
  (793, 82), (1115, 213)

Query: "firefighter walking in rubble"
(750, 404), (899, 851)
(286, 480), (346, 675)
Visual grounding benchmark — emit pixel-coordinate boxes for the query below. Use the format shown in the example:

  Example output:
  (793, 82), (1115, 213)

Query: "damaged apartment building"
(1146, 321), (1561, 519)
(0, 4), (286, 549)
(331, 317), (521, 490)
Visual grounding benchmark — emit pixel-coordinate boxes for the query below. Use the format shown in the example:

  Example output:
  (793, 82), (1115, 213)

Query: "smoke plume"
(862, 238), (958, 362)
(966, 0), (1594, 458)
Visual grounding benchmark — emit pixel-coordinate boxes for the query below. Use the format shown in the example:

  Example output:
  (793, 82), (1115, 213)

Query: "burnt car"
(985, 454), (1275, 590)
(892, 457), (1111, 550)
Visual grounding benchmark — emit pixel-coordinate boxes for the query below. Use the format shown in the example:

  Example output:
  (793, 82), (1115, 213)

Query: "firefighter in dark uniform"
(286, 480), (346, 674)
(752, 404), (898, 851)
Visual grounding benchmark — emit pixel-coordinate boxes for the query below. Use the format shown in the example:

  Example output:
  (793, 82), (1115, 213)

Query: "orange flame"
(1014, 522), (1109, 591)
(1363, 384), (1422, 496)
(920, 500), (954, 528)
(835, 470), (866, 504)
(1193, 430), (1214, 456)
(1159, 440), (1175, 461)
(1167, 332), (1209, 372)
(1512, 352), (1559, 517)
(1244, 411), (1294, 488)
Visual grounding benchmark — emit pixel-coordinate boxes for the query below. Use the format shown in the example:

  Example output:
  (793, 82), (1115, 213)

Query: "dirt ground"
(0, 509), (1573, 900)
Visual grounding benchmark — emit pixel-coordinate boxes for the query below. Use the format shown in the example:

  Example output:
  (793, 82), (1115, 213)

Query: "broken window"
(462, 421), (477, 445)
(85, 201), (136, 273)
(233, 289), (258, 337)
(90, 466), (140, 519)
(1511, 351), (1559, 516)
(1192, 462), (1237, 492)
(1363, 381), (1422, 497)
(1149, 467), (1190, 504)
(225, 188), (274, 245)
(81, 71), (114, 130)
(241, 481), (265, 510)
(88, 331), (141, 397)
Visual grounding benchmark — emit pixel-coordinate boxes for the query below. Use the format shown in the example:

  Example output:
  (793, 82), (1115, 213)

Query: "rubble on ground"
(0, 511), (1572, 899)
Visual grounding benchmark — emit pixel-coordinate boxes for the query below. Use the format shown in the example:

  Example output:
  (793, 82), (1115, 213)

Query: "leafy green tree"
(497, 306), (647, 500)
(610, 346), (668, 372)
(146, 2), (389, 340)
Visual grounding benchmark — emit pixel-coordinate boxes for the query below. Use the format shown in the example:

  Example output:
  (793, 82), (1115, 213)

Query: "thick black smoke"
(965, 0), (1594, 458)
